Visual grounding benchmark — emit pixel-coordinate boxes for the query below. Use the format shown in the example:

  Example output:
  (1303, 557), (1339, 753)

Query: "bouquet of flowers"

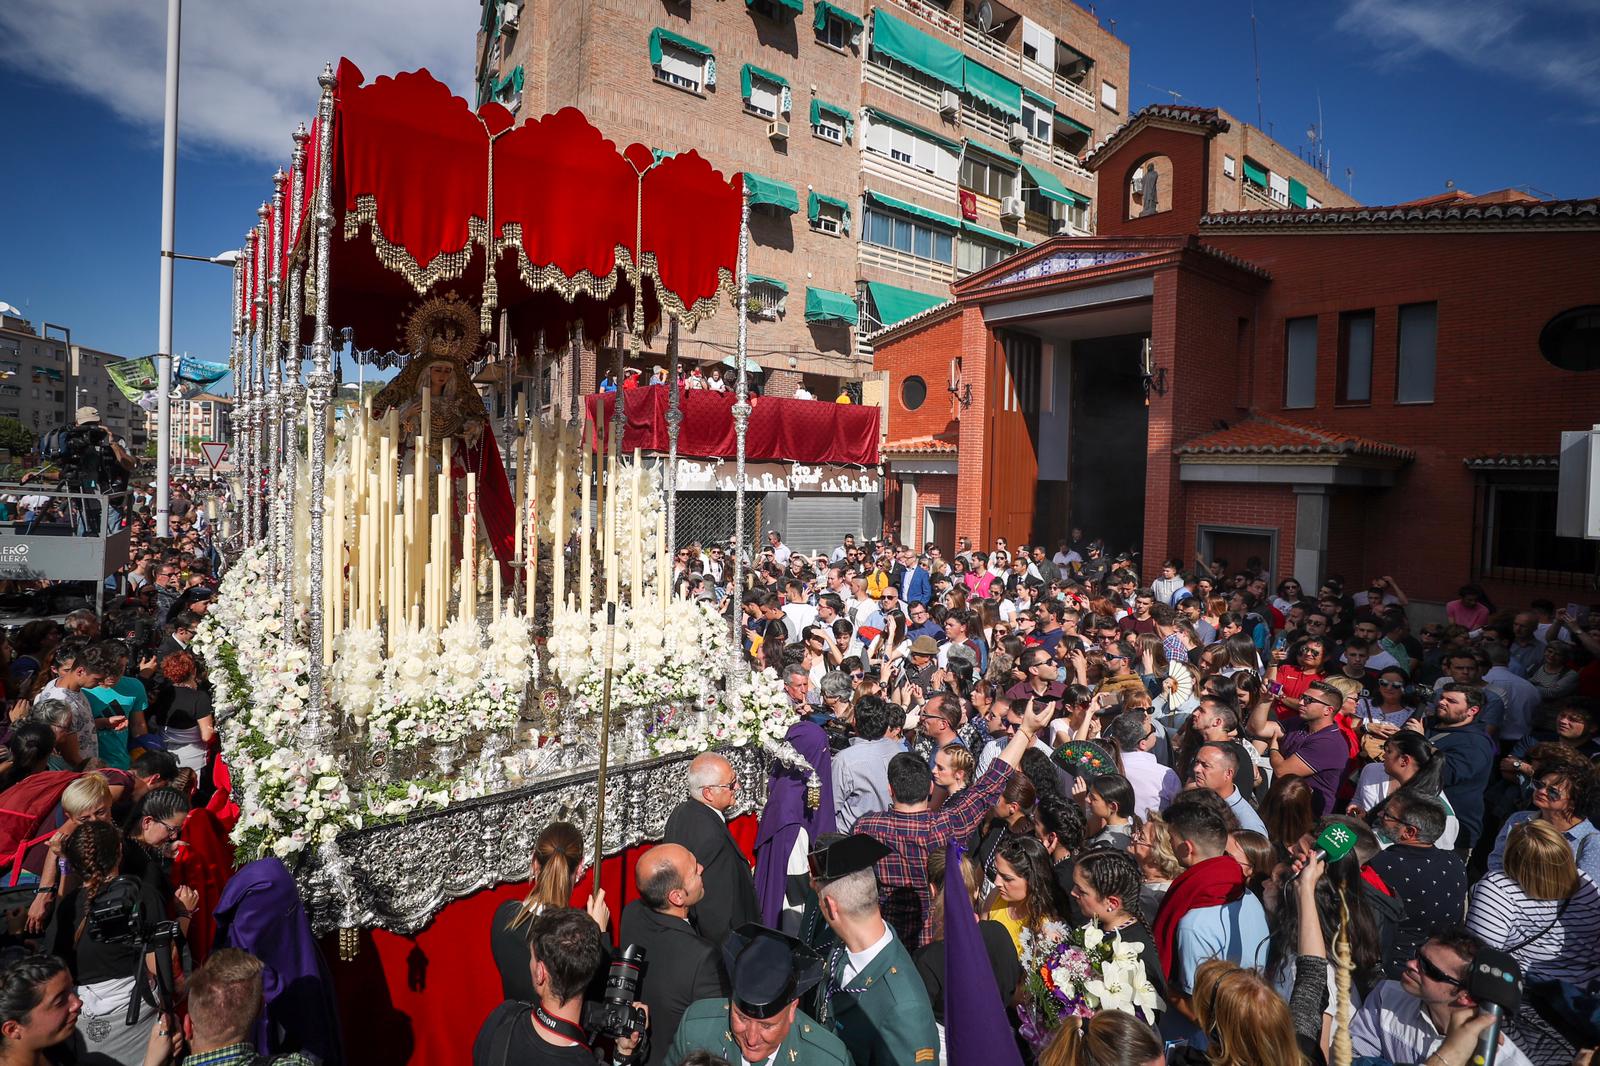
(1016, 921), (1161, 1050)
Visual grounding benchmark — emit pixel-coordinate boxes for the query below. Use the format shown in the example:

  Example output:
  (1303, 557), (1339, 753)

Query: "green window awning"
(960, 219), (1029, 249)
(746, 0), (802, 13)
(743, 172), (800, 213)
(863, 107), (961, 152)
(865, 281), (947, 327)
(815, 0), (863, 32)
(810, 99), (854, 140)
(1056, 113), (1093, 137)
(870, 8), (964, 91)
(1242, 157), (1268, 187)
(1021, 163), (1072, 204)
(864, 189), (961, 229)
(807, 191), (852, 234)
(747, 274), (788, 294)
(805, 286), (859, 326)
(740, 63), (789, 96)
(963, 137), (1021, 168)
(962, 57), (1022, 117)
(1288, 177), (1309, 208)
(492, 66), (523, 96)
(650, 27), (713, 65)
(1023, 87), (1056, 112)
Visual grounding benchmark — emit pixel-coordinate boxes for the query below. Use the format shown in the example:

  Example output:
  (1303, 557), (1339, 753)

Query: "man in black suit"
(661, 753), (759, 945)
(618, 844), (728, 1066)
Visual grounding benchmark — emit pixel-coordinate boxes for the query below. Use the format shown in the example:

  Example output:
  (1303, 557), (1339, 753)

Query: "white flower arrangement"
(361, 614), (533, 750)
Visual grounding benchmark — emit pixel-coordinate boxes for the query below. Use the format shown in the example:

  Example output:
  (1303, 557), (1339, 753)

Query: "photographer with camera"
(48, 407), (134, 537)
(41, 821), (184, 1065)
(474, 908), (648, 1066)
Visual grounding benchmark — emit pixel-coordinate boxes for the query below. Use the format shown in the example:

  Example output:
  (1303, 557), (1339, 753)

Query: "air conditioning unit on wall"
(767, 120), (789, 141)
(1000, 196), (1024, 220)
(939, 90), (960, 115)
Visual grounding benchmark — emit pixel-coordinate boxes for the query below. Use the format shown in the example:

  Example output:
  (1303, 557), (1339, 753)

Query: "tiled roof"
(1082, 105), (1230, 169)
(1463, 453), (1558, 471)
(885, 433), (958, 455)
(1200, 197), (1600, 230)
(1175, 415), (1414, 461)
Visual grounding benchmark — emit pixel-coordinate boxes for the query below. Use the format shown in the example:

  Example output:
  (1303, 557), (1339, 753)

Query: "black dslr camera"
(582, 944), (647, 1040)
(84, 877), (146, 944)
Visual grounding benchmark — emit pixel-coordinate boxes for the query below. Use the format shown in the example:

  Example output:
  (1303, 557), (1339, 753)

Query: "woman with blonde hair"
(1129, 811), (1183, 918)
(1468, 818), (1600, 1065)
(1038, 1009), (1164, 1066)
(1166, 960), (1311, 1066)
(489, 822), (608, 1001)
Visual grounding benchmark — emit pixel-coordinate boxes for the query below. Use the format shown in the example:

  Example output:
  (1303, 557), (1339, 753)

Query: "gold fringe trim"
(344, 194), (477, 295)
(496, 224), (627, 304)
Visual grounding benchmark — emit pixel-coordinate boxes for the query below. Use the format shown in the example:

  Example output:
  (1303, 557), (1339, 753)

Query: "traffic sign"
(199, 441), (230, 470)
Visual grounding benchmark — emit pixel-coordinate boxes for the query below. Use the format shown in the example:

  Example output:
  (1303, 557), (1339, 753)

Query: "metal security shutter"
(785, 493), (863, 556)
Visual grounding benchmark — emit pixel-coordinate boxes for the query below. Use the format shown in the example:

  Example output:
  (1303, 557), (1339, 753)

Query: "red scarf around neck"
(1152, 854), (1247, 978)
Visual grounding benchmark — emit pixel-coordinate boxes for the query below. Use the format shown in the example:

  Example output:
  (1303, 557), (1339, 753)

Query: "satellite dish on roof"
(975, 0), (994, 31)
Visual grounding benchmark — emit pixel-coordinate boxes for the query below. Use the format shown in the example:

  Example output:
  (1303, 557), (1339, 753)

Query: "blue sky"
(0, 0), (1595, 377)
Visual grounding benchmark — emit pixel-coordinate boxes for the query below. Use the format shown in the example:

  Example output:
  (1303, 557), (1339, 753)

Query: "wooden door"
(986, 330), (1041, 545)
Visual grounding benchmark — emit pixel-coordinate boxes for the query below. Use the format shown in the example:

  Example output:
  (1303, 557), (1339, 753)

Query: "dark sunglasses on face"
(1378, 680), (1405, 688)
(1414, 949), (1463, 988)
(1534, 780), (1566, 801)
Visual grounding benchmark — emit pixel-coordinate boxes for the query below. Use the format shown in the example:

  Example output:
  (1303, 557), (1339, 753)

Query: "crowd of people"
(0, 478), (337, 1066)
(477, 531), (1600, 1066)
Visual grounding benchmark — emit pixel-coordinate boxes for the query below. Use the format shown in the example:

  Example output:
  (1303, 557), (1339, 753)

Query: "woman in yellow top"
(986, 836), (1065, 955)
(866, 560), (890, 600)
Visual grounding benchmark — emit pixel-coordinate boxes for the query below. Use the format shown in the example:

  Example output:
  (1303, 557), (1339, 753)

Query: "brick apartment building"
(0, 312), (138, 452)
(870, 103), (1600, 607)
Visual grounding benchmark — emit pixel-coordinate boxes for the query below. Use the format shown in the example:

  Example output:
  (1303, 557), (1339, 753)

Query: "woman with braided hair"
(1070, 849), (1168, 1017)
(41, 820), (170, 1064)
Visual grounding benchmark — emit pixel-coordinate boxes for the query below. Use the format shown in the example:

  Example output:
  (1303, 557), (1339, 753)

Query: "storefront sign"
(671, 458), (879, 494)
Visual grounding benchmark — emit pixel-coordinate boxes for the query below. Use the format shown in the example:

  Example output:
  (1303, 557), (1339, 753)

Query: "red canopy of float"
(254, 59), (744, 354)
(585, 387), (881, 467)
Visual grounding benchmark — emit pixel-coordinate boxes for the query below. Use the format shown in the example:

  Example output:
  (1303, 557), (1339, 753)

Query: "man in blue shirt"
(1420, 682), (1497, 851)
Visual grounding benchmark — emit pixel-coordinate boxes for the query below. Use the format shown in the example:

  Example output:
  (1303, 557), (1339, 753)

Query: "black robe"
(660, 798), (759, 946)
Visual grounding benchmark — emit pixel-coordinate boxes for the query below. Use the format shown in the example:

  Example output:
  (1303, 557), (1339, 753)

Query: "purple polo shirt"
(1278, 721), (1350, 816)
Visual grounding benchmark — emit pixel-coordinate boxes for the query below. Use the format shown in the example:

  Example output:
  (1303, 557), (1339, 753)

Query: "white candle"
(656, 497), (668, 626)
(630, 449), (643, 604)
(579, 423), (592, 615)
(464, 471), (478, 619)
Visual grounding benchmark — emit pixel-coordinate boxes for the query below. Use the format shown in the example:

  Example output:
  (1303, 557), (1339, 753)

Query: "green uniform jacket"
(664, 997), (852, 1066)
(817, 931), (938, 1066)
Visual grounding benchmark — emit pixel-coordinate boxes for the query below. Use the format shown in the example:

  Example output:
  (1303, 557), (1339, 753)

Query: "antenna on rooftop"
(1304, 93), (1331, 178)
(1250, 2), (1264, 129)
(1146, 82), (1183, 104)
(1345, 166), (1355, 197)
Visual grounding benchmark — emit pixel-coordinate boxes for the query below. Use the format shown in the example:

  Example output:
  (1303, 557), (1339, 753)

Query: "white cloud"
(0, 0), (478, 162)
(1337, 0), (1600, 111)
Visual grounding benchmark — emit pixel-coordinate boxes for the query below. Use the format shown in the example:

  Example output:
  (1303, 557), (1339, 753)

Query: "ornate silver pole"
(664, 319), (680, 558)
(729, 186), (751, 664)
(303, 64), (338, 741)
(249, 211), (267, 546)
(282, 124), (308, 628)
(265, 172), (286, 593)
(227, 251), (245, 545)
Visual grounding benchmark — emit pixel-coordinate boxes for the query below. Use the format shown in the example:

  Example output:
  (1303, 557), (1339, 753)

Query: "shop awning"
(805, 286), (860, 326)
(1056, 113), (1093, 137)
(1288, 177), (1309, 208)
(814, 0), (863, 32)
(1023, 86), (1056, 111)
(863, 107), (961, 152)
(746, 0), (802, 14)
(1242, 157), (1268, 187)
(649, 27), (712, 64)
(870, 8), (964, 91)
(864, 189), (961, 229)
(865, 281), (947, 327)
(743, 172), (799, 213)
(960, 219), (1029, 249)
(740, 63), (789, 97)
(962, 57), (1022, 117)
(963, 137), (1021, 168)
(1021, 163), (1071, 204)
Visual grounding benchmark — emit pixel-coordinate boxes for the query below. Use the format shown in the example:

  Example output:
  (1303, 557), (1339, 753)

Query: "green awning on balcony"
(1288, 177), (1309, 208)
(960, 219), (1029, 249)
(649, 27), (713, 65)
(814, 0), (863, 31)
(1056, 113), (1093, 137)
(743, 172), (800, 213)
(1023, 87), (1056, 112)
(805, 286), (859, 326)
(807, 191), (852, 234)
(864, 189), (961, 229)
(869, 8), (964, 90)
(747, 274), (788, 294)
(1242, 157), (1268, 187)
(963, 137), (1021, 168)
(740, 63), (789, 97)
(865, 281), (947, 327)
(746, 0), (802, 13)
(962, 57), (1022, 117)
(1021, 163), (1071, 204)
(863, 107), (961, 152)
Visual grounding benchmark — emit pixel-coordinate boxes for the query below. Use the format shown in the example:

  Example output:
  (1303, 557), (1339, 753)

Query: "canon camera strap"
(531, 1003), (591, 1052)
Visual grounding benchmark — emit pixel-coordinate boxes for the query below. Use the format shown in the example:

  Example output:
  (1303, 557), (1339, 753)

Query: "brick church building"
(871, 104), (1600, 605)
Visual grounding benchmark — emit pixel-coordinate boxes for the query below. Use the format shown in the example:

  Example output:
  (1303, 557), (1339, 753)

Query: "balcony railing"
(1051, 144), (1093, 179)
(1242, 181), (1276, 209)
(959, 103), (1012, 142)
(1055, 76), (1095, 111)
(1020, 55), (1054, 89)
(859, 242), (956, 284)
(962, 23), (1020, 69)
(882, 0), (960, 37)
(864, 60), (941, 111)
(863, 152), (960, 203)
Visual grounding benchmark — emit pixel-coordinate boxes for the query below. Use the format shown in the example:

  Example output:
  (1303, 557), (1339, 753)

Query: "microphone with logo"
(1466, 947), (1522, 1066)
(1290, 821), (1358, 880)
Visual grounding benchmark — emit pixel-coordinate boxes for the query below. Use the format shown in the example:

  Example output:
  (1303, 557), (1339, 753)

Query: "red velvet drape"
(586, 387), (881, 466)
(321, 814), (758, 1066)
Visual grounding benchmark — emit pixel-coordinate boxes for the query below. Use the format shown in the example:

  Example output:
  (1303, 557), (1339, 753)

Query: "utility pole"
(155, 0), (181, 537)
